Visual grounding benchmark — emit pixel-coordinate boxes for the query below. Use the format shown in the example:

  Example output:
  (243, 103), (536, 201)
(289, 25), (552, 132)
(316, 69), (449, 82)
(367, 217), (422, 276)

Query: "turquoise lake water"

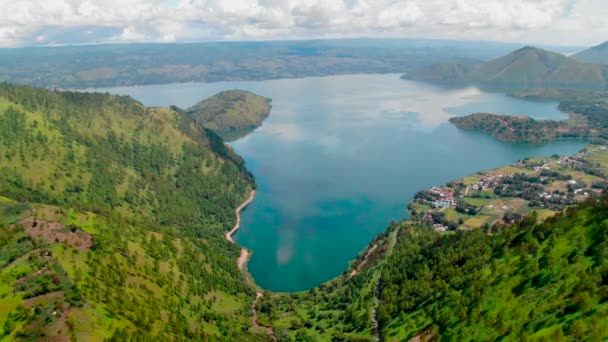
(99, 74), (587, 292)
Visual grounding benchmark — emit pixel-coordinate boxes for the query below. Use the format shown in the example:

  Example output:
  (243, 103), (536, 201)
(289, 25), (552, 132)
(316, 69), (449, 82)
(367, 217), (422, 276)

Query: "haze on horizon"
(1, 0), (606, 48)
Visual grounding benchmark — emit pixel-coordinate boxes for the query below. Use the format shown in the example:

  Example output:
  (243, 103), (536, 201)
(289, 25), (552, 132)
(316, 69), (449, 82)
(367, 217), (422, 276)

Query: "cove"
(98, 74), (587, 292)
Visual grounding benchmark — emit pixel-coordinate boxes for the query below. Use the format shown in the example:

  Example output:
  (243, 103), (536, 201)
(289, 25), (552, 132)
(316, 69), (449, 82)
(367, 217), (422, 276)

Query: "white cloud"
(0, 0), (605, 47)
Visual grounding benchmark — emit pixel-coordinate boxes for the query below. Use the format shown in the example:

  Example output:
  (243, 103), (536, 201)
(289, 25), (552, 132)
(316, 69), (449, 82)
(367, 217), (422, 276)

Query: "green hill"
(0, 83), (262, 340)
(405, 46), (608, 91)
(186, 90), (272, 131)
(574, 42), (608, 65)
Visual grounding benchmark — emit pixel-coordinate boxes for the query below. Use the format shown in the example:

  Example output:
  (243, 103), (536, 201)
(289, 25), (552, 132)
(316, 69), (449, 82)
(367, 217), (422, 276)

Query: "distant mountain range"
(404, 46), (608, 91)
(0, 39), (581, 88)
(573, 41), (608, 65)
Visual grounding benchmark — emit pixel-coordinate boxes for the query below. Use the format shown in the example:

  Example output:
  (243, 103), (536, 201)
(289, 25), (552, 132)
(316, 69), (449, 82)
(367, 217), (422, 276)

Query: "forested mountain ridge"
(185, 90), (272, 131)
(0, 83), (264, 340)
(404, 46), (608, 91)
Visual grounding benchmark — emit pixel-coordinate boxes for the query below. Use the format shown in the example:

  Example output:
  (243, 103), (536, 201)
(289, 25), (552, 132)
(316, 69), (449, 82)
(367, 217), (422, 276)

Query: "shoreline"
(226, 189), (256, 245)
(226, 189), (277, 340)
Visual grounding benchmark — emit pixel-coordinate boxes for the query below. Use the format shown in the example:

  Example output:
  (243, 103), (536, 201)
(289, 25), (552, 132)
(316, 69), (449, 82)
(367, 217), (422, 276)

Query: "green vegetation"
(256, 193), (608, 341)
(448, 113), (592, 143)
(405, 46), (608, 91)
(0, 83), (265, 340)
(185, 90), (272, 131)
(449, 87), (608, 143)
(573, 41), (608, 65)
(1, 80), (607, 341)
(256, 226), (398, 341)
(409, 146), (608, 231)
(380, 196), (608, 341)
(513, 89), (608, 133)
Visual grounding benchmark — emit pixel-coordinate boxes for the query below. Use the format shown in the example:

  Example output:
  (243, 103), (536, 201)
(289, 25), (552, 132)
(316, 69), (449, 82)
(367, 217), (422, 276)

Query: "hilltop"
(405, 46), (608, 91)
(0, 83), (263, 340)
(574, 41), (608, 65)
(186, 90), (272, 131)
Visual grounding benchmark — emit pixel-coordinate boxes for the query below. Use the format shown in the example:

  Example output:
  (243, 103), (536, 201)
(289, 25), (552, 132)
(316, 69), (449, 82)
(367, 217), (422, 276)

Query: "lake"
(98, 74), (587, 292)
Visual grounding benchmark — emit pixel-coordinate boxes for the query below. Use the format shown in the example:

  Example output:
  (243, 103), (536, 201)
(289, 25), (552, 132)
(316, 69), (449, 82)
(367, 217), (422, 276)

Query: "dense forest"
(0, 83), (265, 340)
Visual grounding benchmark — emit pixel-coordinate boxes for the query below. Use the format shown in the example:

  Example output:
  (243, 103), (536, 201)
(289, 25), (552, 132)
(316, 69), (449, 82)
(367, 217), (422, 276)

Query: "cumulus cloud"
(0, 0), (605, 47)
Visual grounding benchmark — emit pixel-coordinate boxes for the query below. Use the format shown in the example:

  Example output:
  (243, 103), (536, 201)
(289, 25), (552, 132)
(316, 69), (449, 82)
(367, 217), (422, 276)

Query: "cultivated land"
(409, 145), (608, 232)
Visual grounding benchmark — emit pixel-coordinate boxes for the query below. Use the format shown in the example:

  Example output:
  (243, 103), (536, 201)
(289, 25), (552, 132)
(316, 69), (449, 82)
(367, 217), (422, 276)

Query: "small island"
(186, 89), (272, 131)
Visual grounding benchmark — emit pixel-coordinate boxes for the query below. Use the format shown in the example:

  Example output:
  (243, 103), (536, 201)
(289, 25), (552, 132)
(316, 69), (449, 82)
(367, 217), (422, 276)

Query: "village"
(410, 145), (608, 232)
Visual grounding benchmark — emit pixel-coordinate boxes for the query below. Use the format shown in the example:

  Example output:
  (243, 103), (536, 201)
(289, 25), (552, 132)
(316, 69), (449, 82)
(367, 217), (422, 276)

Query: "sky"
(0, 0), (606, 48)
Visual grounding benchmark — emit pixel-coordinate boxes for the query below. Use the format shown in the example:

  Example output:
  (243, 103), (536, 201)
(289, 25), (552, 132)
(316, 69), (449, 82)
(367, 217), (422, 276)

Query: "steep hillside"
(0, 83), (263, 340)
(574, 42), (608, 65)
(405, 46), (608, 91)
(379, 196), (608, 340)
(186, 90), (272, 131)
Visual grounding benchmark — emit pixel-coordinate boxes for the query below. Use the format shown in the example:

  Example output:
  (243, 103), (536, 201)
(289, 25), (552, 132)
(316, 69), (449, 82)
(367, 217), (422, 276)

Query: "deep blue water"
(98, 74), (586, 292)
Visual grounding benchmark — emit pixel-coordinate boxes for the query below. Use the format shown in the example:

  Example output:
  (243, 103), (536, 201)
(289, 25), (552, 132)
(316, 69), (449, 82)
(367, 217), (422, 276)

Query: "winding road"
(226, 190), (277, 341)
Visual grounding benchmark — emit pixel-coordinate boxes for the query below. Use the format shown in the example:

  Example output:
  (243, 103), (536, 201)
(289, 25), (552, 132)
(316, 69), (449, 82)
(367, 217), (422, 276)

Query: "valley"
(0, 40), (607, 341)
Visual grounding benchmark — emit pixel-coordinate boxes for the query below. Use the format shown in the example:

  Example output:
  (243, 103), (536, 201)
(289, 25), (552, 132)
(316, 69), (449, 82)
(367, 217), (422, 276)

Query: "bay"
(98, 74), (586, 292)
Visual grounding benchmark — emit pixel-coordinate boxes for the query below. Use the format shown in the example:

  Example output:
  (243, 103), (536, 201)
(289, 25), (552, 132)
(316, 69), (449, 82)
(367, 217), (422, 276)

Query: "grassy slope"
(186, 90), (272, 131)
(0, 83), (264, 340)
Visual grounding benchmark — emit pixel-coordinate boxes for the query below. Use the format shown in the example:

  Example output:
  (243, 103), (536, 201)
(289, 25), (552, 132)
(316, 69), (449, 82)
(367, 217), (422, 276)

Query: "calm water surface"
(99, 74), (587, 292)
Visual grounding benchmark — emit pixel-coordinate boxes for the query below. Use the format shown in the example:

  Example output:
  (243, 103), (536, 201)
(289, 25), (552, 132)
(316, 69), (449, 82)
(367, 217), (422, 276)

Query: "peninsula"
(186, 90), (272, 131)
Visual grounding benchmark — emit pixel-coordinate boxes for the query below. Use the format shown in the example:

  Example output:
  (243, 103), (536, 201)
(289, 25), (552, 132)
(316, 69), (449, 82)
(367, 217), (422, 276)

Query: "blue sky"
(1, 0), (606, 48)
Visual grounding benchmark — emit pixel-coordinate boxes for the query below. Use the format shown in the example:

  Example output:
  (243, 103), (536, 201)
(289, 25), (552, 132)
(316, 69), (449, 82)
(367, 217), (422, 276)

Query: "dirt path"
(350, 243), (378, 278)
(225, 190), (277, 340)
(252, 292), (278, 341)
(226, 190), (256, 244)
